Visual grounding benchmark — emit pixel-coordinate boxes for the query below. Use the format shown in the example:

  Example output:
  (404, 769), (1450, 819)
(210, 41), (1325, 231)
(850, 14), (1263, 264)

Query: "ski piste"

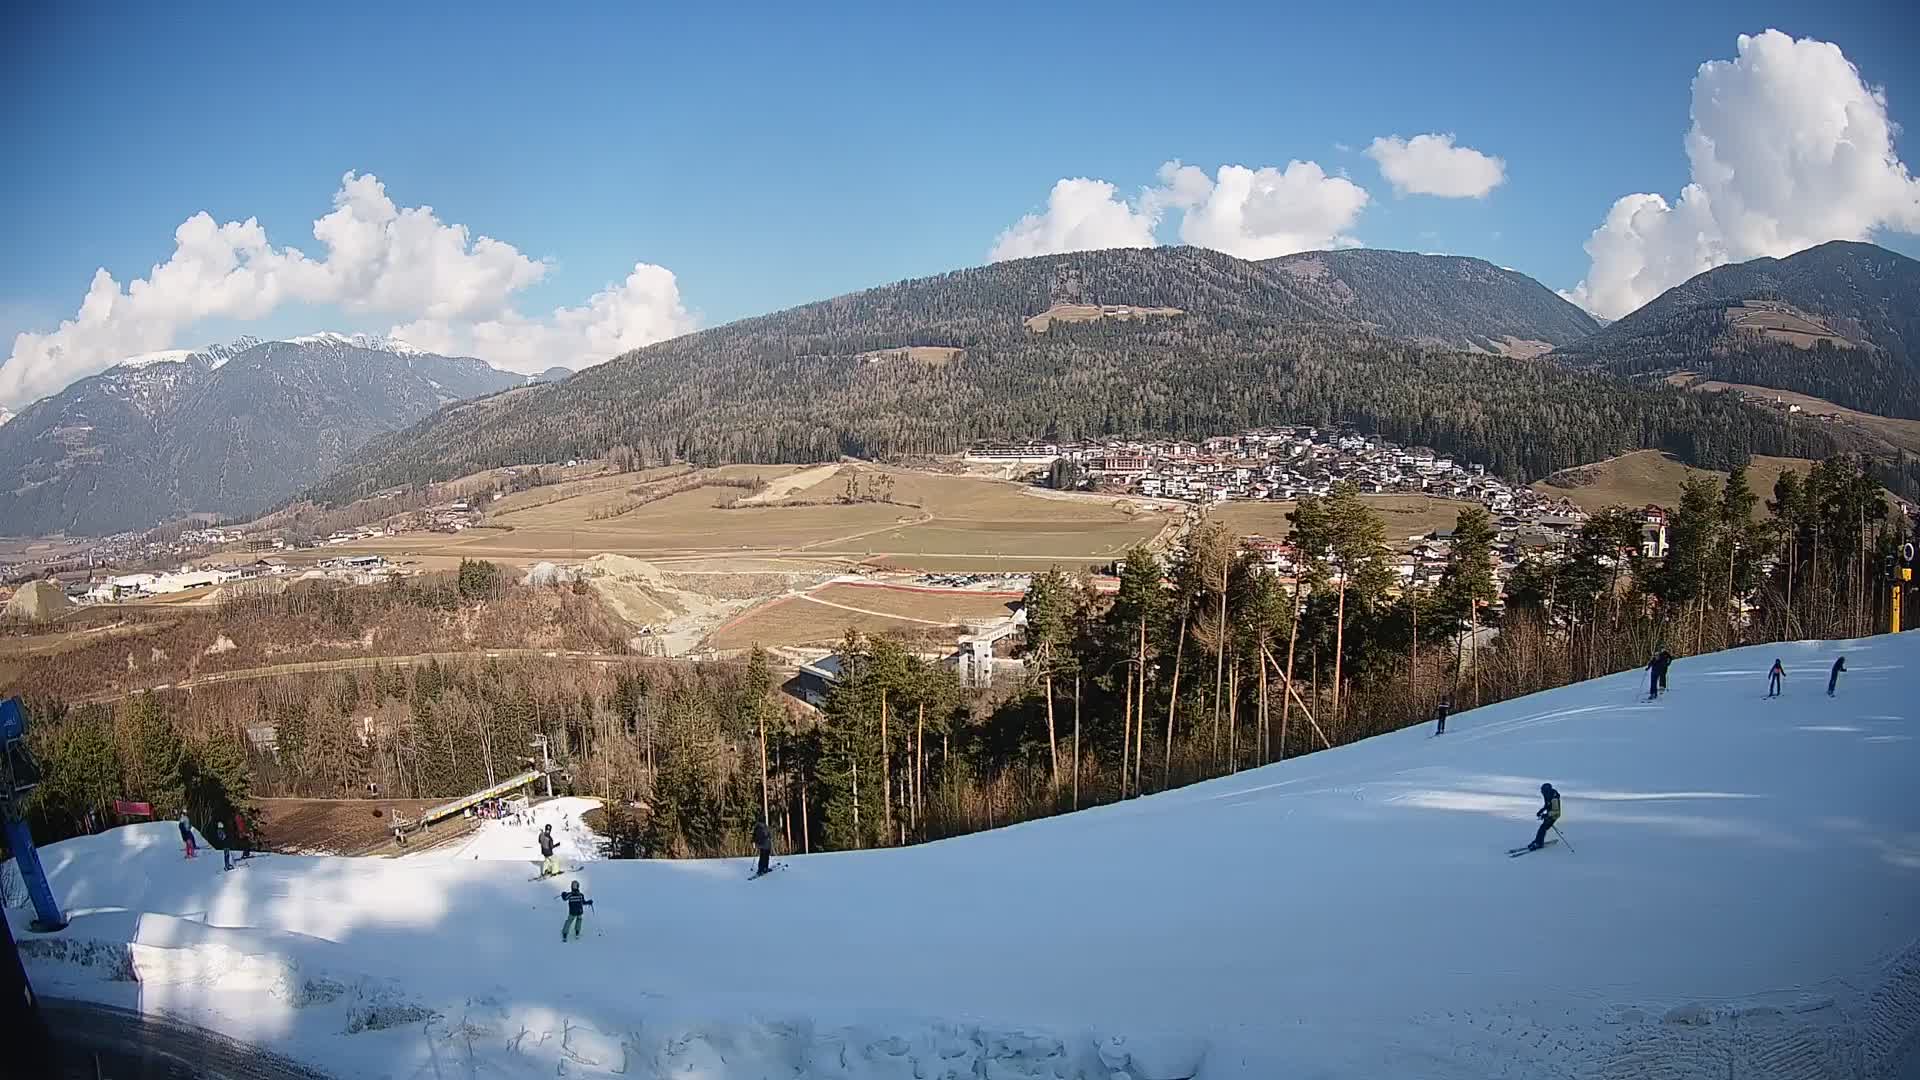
(1507, 839), (1560, 857)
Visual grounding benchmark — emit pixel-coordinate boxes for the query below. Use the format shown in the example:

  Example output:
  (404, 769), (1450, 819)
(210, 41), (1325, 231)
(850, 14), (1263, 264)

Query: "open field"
(1532, 450), (1821, 514)
(1211, 495), (1482, 546)
(807, 582), (1022, 623)
(705, 593), (972, 652)
(324, 464), (1168, 571)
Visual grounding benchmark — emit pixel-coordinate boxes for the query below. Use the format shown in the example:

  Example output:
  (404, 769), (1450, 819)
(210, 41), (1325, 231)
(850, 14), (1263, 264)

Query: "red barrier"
(113, 799), (153, 819)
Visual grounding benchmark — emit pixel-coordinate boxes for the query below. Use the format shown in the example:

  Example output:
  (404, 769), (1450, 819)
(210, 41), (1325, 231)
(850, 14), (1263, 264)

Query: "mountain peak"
(279, 331), (434, 357)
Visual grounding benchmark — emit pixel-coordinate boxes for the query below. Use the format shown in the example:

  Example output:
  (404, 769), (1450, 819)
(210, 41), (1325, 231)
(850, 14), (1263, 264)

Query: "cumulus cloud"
(392, 262), (697, 373)
(1565, 30), (1920, 318)
(991, 159), (1372, 263)
(0, 173), (693, 407)
(1364, 134), (1507, 198)
(988, 178), (1160, 261)
(1157, 160), (1371, 259)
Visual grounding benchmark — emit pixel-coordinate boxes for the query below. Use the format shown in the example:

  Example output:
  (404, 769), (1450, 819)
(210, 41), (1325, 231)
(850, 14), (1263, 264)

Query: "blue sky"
(2, 2), (1917, 406)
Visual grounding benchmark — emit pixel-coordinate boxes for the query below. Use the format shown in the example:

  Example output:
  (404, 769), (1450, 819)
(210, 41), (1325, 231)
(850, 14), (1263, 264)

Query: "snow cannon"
(0, 697), (66, 932)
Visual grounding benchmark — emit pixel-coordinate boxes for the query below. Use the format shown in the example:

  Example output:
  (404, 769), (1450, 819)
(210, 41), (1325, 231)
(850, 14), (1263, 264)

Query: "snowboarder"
(1828, 655), (1847, 697)
(214, 820), (231, 870)
(559, 880), (593, 941)
(539, 824), (560, 879)
(1433, 697), (1451, 736)
(1767, 658), (1785, 698)
(752, 818), (773, 877)
(1527, 783), (1561, 851)
(178, 812), (196, 859)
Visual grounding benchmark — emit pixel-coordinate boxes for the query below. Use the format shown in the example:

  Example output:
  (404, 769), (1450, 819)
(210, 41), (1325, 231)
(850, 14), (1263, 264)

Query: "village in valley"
(969, 425), (1667, 589)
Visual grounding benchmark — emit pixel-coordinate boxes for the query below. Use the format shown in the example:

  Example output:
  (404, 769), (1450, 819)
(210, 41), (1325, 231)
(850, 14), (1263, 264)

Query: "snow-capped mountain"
(0, 406), (14, 427)
(0, 334), (524, 535)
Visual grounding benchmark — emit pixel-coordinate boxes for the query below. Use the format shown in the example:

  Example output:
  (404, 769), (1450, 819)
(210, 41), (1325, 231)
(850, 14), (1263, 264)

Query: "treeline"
(306, 246), (1861, 504)
(20, 456), (1909, 859)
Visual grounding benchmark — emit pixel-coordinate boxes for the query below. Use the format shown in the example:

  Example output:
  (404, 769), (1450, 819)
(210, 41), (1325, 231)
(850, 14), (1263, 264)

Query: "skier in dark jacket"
(1433, 697), (1451, 736)
(538, 824), (560, 879)
(1646, 649), (1672, 699)
(752, 819), (773, 876)
(559, 881), (593, 942)
(1828, 655), (1847, 697)
(214, 821), (231, 870)
(1528, 783), (1562, 851)
(1767, 658), (1785, 698)
(177, 813), (196, 859)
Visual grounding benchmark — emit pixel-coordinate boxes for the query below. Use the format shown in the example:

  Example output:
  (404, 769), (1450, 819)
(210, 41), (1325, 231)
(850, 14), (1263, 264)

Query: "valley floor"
(9, 635), (1920, 1079)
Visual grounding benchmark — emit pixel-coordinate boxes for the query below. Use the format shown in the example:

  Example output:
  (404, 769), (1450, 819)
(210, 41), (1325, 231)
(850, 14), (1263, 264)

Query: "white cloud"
(988, 178), (1160, 261)
(1364, 134), (1507, 198)
(1565, 30), (1920, 318)
(392, 262), (697, 373)
(1159, 160), (1371, 259)
(992, 159), (1373, 264)
(0, 172), (694, 407)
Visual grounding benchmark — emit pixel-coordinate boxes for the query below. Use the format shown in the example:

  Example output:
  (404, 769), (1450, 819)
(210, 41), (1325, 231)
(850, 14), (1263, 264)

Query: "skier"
(1433, 697), (1452, 736)
(214, 820), (231, 870)
(1645, 651), (1668, 700)
(1527, 783), (1562, 851)
(1828, 655), (1847, 697)
(1767, 658), (1785, 698)
(177, 812), (196, 859)
(538, 824), (560, 879)
(559, 880), (593, 942)
(1656, 648), (1672, 693)
(752, 818), (773, 877)
(235, 812), (253, 859)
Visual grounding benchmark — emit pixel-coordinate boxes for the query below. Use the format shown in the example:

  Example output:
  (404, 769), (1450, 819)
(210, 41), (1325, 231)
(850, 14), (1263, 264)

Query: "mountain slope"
(15, 634), (1919, 1079)
(0, 336), (521, 535)
(1557, 240), (1920, 418)
(1264, 248), (1600, 355)
(313, 247), (1849, 503)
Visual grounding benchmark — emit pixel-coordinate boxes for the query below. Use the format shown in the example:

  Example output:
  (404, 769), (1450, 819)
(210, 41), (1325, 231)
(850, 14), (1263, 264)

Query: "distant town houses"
(967, 426), (1690, 605)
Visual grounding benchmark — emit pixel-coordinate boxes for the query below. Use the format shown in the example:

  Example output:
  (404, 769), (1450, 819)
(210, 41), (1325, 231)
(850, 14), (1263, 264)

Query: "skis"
(530, 866), (580, 882)
(748, 861), (787, 880)
(1507, 839), (1559, 857)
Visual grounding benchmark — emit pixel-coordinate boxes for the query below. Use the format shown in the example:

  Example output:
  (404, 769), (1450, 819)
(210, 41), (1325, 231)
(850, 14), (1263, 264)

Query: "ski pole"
(1552, 823), (1574, 854)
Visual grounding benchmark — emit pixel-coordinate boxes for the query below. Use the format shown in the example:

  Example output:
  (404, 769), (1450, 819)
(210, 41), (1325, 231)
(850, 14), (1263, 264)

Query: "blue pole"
(2, 819), (64, 932)
(1, 698), (65, 932)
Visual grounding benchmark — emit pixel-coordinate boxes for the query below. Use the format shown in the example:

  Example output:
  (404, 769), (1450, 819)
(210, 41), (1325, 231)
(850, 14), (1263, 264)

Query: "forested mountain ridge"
(311, 246), (1870, 505)
(1555, 241), (1920, 419)
(0, 336), (522, 535)
(1264, 249), (1600, 355)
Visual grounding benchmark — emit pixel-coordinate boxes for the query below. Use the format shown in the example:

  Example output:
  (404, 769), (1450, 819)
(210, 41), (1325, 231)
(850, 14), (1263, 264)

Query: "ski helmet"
(571, 880), (579, 890)
(1540, 783), (1552, 795)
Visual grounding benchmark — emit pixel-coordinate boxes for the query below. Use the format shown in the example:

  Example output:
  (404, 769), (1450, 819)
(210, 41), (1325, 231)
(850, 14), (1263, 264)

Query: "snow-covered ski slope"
(11, 634), (1920, 1079)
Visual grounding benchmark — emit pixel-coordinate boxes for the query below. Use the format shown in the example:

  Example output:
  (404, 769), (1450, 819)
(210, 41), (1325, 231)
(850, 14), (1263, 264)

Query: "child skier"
(178, 812), (196, 859)
(559, 881), (593, 941)
(214, 820), (231, 870)
(1828, 655), (1847, 697)
(752, 818), (773, 877)
(1767, 658), (1785, 698)
(1527, 783), (1561, 852)
(539, 824), (560, 878)
(1433, 697), (1451, 736)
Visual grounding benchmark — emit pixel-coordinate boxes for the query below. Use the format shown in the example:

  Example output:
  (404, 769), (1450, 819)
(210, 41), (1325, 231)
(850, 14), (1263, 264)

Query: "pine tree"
(123, 693), (187, 818)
